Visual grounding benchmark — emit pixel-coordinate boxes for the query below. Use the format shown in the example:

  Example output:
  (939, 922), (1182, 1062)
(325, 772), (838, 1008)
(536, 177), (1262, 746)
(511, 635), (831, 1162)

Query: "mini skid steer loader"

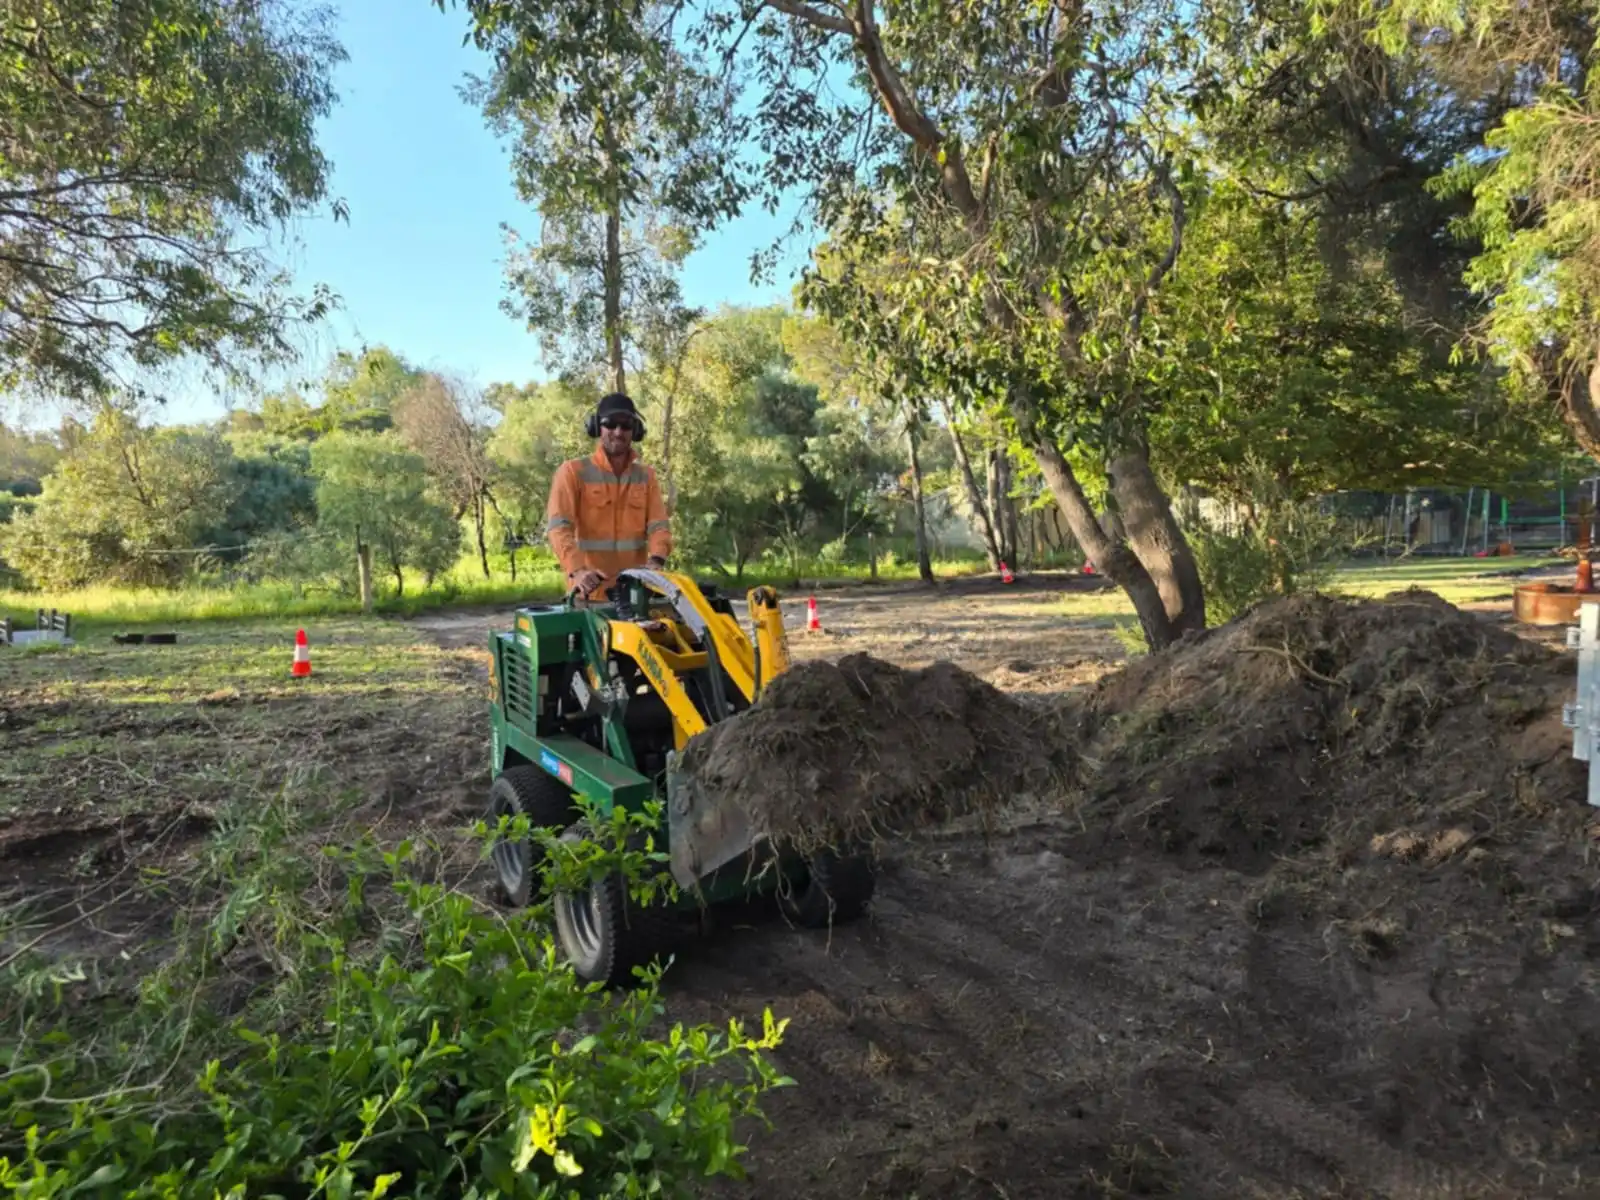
(485, 568), (876, 985)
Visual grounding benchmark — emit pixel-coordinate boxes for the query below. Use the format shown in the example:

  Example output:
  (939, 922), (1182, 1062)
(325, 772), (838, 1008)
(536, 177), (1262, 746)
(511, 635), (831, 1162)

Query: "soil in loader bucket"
(675, 653), (1072, 854)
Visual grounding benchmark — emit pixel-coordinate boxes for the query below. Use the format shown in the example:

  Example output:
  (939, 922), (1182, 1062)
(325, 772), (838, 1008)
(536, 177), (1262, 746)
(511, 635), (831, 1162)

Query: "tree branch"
(764, 0), (853, 37)
(1127, 160), (1184, 343)
(766, 0), (983, 219)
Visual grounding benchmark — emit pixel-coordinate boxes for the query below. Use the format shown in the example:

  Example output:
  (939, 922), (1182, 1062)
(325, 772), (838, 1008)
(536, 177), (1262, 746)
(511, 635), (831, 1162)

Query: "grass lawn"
(1325, 553), (1547, 605)
(0, 617), (489, 831)
(1054, 552), (1553, 624)
(0, 555), (1000, 634)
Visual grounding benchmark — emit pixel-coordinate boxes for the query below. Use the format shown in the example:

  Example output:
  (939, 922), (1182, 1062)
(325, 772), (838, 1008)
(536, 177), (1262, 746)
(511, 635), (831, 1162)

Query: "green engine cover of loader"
(488, 603), (655, 817)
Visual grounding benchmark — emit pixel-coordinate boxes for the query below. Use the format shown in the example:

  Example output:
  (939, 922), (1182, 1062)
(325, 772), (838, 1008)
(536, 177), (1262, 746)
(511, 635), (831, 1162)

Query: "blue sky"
(162, 0), (816, 425)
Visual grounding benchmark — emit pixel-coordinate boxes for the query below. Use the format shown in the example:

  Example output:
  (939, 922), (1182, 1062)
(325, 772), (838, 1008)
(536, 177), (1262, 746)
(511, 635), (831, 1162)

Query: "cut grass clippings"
(0, 618), (490, 832)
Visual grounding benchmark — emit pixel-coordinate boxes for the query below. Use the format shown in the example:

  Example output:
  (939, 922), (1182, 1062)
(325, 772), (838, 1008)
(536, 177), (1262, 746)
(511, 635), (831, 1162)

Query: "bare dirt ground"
(7, 572), (1596, 1199)
(414, 574), (1600, 1199)
(410, 569), (1124, 700)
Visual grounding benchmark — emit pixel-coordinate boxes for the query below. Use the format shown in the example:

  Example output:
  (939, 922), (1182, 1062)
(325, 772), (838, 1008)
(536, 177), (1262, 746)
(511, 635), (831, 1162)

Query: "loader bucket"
(665, 749), (765, 890)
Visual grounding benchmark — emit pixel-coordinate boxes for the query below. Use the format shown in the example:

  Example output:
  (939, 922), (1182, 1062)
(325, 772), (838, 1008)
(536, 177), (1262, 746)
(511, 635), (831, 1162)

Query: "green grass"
(1055, 552), (1554, 624)
(3, 550), (1544, 639)
(0, 617), (487, 825)
(0, 573), (570, 634)
(0, 551), (1000, 632)
(1326, 553), (1546, 605)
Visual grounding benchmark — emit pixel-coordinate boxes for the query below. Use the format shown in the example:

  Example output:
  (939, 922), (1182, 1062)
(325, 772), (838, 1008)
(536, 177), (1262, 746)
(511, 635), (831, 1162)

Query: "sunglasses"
(599, 417), (633, 431)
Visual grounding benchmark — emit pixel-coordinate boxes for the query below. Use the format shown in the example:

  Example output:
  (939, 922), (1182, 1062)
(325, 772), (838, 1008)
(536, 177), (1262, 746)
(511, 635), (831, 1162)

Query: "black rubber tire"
(550, 824), (679, 988)
(778, 848), (877, 929)
(487, 766), (578, 907)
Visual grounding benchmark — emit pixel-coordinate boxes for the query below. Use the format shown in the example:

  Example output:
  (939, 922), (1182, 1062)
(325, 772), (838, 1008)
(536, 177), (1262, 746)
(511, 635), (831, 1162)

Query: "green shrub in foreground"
(0, 802), (792, 1198)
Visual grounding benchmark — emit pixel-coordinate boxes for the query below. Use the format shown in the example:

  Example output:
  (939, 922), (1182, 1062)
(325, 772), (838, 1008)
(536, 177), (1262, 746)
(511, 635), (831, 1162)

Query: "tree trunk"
(508, 539), (519, 582)
(1100, 504), (1128, 544)
(392, 559), (404, 597)
(908, 418), (935, 584)
(660, 388), (675, 508)
(601, 116), (626, 394)
(356, 538), (374, 614)
(1551, 341), (1600, 459)
(986, 451), (1003, 559)
(604, 203), (624, 393)
(1105, 447), (1206, 635)
(997, 452), (1019, 564)
(474, 493), (491, 579)
(657, 324), (703, 511)
(944, 406), (1001, 569)
(1030, 436), (1177, 646)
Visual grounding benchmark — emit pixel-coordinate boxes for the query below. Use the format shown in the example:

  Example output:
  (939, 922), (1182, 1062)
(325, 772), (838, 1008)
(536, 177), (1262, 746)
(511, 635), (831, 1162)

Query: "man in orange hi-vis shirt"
(546, 391), (671, 599)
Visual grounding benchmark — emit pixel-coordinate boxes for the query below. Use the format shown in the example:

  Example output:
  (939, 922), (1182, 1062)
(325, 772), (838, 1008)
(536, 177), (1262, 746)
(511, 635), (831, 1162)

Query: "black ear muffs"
(586, 412), (647, 441)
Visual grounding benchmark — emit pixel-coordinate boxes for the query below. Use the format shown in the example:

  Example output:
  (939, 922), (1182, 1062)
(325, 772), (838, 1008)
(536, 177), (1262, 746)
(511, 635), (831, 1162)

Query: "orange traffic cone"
(806, 596), (821, 632)
(291, 627), (312, 677)
(999, 561), (1015, 584)
(1082, 562), (1096, 575)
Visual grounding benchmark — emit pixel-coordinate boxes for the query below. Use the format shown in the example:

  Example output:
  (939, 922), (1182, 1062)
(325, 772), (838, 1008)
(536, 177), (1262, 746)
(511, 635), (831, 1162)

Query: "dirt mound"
(677, 591), (1600, 1198)
(676, 652), (1069, 852)
(1067, 588), (1581, 869)
(1033, 589), (1600, 1196)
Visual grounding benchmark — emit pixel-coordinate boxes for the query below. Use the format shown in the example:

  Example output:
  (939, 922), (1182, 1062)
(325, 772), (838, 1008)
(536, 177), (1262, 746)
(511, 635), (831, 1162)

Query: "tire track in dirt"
(666, 826), (1564, 1199)
(666, 831), (1244, 1198)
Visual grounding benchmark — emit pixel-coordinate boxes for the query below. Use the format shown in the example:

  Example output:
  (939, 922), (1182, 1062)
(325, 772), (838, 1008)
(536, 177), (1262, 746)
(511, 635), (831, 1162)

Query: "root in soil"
(675, 652), (1071, 853)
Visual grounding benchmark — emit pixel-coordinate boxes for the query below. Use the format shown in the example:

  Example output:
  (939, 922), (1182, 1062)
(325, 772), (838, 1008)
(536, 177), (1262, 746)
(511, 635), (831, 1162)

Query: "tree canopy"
(0, 0), (348, 403)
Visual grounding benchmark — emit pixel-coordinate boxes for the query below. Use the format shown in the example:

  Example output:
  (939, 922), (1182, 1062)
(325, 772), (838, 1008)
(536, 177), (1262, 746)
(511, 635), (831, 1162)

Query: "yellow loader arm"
(604, 568), (795, 887)
(746, 585), (789, 696)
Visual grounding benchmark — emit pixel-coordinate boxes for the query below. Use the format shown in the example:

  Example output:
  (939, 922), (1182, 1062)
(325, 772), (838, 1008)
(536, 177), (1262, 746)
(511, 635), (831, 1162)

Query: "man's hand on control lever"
(571, 568), (605, 596)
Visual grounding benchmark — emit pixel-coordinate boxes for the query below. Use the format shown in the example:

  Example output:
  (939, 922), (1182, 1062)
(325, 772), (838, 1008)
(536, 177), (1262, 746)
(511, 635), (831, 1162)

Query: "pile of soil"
(1036, 588), (1600, 1195)
(682, 589), (1600, 1197)
(1067, 588), (1587, 873)
(676, 653), (1070, 852)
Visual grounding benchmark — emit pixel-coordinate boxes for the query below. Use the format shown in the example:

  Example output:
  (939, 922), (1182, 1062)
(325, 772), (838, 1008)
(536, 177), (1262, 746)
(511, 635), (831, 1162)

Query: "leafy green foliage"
(0, 795), (792, 1198)
(209, 432), (317, 554)
(0, 408), (233, 588)
(0, 0), (347, 402)
(438, 0), (748, 388)
(310, 432), (462, 594)
(1298, 0), (1600, 452)
(662, 306), (892, 576)
(0, 422), (62, 494)
(1147, 180), (1558, 500)
(484, 377), (601, 578)
(258, 347), (424, 439)
(1185, 477), (1351, 628)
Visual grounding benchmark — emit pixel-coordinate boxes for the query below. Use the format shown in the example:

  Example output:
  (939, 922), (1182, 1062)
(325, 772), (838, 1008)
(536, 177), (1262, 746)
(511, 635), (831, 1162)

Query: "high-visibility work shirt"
(546, 445), (672, 596)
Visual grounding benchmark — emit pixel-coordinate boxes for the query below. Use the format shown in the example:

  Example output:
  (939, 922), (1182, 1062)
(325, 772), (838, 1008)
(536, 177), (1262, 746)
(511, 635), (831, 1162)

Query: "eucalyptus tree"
(729, 0), (1213, 646)
(434, 0), (749, 392)
(0, 0), (347, 405)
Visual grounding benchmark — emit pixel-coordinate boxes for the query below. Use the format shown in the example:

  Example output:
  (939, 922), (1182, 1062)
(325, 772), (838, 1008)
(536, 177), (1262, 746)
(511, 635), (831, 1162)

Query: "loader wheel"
(779, 848), (877, 929)
(487, 766), (577, 907)
(551, 824), (676, 988)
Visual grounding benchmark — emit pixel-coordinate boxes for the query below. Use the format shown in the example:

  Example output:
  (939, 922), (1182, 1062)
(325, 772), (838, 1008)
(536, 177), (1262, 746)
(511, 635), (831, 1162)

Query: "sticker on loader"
(539, 749), (573, 786)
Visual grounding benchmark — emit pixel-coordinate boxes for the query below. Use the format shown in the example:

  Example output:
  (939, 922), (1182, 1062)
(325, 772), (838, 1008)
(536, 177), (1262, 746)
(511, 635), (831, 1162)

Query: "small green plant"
(1109, 618), (1149, 657)
(0, 788), (793, 1198)
(1187, 465), (1354, 627)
